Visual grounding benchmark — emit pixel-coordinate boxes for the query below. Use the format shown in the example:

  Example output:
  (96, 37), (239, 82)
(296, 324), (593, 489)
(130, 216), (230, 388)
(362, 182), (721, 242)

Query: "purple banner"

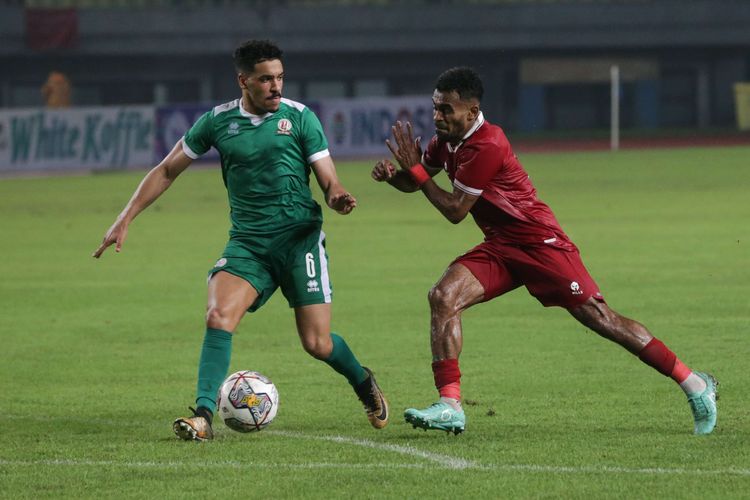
(155, 104), (218, 161)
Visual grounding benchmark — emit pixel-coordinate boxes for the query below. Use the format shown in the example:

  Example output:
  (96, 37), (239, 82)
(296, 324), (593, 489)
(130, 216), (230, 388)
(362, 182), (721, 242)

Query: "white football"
(217, 370), (279, 432)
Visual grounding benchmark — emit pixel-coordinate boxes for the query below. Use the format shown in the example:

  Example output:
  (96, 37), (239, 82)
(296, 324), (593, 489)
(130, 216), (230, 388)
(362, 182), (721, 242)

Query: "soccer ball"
(217, 370), (279, 432)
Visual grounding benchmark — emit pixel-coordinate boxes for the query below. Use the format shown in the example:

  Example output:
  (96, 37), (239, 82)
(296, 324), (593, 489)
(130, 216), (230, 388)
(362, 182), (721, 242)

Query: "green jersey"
(182, 98), (329, 237)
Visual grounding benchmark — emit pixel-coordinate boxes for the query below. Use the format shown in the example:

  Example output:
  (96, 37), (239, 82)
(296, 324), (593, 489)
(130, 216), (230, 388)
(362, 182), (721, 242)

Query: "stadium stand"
(1, 0), (748, 131)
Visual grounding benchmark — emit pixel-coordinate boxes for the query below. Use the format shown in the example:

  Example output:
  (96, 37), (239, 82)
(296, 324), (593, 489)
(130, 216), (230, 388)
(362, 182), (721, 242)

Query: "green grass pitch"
(1, 146), (748, 498)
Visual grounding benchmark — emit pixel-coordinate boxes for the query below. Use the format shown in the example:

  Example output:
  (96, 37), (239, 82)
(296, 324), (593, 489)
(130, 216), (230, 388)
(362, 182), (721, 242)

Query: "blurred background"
(1, 0), (749, 172)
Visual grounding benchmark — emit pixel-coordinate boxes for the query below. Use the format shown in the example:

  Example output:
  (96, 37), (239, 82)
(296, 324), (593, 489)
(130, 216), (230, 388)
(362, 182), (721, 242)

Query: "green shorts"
(208, 226), (333, 312)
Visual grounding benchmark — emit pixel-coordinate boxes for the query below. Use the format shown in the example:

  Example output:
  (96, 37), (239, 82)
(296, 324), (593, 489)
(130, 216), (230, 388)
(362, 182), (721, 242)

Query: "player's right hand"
(371, 159), (396, 182)
(92, 219), (129, 258)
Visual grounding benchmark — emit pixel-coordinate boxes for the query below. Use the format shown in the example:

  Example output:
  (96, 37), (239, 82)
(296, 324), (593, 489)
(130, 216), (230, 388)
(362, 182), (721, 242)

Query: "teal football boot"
(687, 372), (718, 435)
(404, 402), (466, 435)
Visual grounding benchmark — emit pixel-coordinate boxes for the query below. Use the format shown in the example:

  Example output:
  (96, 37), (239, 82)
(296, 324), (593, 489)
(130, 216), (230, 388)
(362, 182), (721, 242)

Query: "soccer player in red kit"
(372, 66), (717, 435)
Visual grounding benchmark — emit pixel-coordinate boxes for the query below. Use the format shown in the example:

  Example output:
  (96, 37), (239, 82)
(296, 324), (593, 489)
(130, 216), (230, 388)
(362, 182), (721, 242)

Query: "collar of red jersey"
(447, 111), (485, 152)
(238, 98), (275, 125)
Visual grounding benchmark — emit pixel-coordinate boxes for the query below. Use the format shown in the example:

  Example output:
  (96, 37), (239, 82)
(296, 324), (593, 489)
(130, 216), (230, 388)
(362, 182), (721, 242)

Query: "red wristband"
(408, 163), (431, 186)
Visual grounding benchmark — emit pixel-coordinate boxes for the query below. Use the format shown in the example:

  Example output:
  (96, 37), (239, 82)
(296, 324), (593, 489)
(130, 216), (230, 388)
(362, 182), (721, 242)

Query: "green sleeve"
(183, 111), (214, 157)
(299, 108), (329, 162)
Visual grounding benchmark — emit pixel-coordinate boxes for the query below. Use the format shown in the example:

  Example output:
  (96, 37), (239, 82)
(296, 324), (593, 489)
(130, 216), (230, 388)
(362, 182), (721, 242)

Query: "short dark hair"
(435, 67), (484, 102)
(233, 40), (283, 74)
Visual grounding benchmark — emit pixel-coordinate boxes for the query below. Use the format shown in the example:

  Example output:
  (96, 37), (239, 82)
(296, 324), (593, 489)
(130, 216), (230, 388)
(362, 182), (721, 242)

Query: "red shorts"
(453, 241), (604, 309)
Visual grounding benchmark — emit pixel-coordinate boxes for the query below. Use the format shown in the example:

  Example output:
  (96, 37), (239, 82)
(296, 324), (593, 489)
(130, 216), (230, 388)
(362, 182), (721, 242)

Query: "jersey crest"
(277, 118), (293, 135)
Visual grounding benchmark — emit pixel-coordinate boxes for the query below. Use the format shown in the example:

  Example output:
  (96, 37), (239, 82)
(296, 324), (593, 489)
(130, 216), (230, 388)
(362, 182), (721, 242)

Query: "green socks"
(323, 333), (368, 386)
(195, 330), (363, 411)
(195, 328), (233, 413)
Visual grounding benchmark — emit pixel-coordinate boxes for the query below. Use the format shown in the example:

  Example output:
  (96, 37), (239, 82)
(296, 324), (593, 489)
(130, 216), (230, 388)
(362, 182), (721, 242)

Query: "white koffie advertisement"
(0, 105), (154, 172)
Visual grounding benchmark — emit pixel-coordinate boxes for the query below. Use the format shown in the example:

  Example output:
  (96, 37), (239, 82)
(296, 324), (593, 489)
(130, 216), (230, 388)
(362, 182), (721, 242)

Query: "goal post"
(610, 64), (620, 151)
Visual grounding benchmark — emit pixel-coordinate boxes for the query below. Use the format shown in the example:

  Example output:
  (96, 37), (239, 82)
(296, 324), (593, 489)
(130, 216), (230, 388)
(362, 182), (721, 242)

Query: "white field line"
(2, 458), (750, 477)
(0, 459), (427, 470)
(3, 416), (750, 476)
(266, 429), (477, 469)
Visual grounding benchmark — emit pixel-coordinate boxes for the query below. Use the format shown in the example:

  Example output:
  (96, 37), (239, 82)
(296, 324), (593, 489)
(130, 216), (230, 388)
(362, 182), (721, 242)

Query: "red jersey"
(422, 112), (576, 251)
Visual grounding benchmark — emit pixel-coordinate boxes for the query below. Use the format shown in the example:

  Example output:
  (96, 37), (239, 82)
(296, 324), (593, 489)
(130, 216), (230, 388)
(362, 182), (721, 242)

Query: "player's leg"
(282, 228), (388, 428)
(568, 297), (651, 353)
(294, 303), (388, 428)
(294, 303), (363, 383)
(568, 298), (718, 435)
(200, 271), (259, 407)
(405, 263), (487, 434)
(518, 244), (717, 435)
(174, 271), (259, 441)
(429, 263), (487, 391)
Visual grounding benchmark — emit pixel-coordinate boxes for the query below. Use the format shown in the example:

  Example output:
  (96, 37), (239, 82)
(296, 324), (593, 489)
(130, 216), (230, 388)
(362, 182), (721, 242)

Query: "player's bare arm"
(387, 120), (479, 223)
(92, 139), (193, 258)
(311, 155), (357, 215)
(422, 183), (479, 224)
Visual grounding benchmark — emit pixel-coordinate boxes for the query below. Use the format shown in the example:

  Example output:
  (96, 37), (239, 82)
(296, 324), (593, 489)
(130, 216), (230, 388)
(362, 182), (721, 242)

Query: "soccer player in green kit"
(93, 40), (389, 440)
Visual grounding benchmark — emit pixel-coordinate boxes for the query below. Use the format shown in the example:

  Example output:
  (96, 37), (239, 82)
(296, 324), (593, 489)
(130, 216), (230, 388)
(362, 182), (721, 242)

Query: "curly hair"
(435, 67), (484, 102)
(233, 40), (283, 73)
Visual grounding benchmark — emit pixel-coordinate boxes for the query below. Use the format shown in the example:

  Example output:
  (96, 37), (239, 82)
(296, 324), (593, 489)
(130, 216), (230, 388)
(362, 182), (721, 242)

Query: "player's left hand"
(371, 159), (396, 181)
(386, 121), (422, 170)
(328, 192), (357, 215)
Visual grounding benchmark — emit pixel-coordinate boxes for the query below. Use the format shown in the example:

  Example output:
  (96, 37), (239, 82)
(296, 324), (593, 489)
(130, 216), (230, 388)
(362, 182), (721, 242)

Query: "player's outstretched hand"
(328, 192), (357, 215)
(371, 159), (396, 182)
(92, 218), (129, 258)
(386, 121), (422, 170)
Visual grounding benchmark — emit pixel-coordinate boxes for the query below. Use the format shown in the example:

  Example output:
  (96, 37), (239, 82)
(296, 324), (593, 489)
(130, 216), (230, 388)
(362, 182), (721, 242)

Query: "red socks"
(432, 339), (690, 401)
(638, 338), (691, 383)
(670, 359), (692, 383)
(432, 359), (461, 400)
